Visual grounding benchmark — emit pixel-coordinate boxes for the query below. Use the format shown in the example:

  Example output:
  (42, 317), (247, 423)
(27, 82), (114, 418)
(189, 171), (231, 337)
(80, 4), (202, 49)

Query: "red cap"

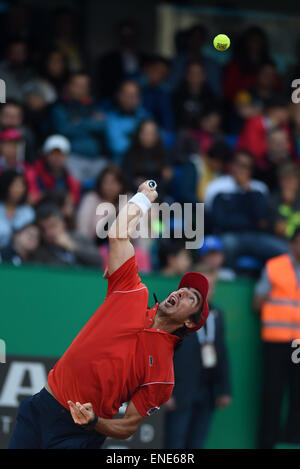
(0, 128), (23, 141)
(178, 272), (210, 333)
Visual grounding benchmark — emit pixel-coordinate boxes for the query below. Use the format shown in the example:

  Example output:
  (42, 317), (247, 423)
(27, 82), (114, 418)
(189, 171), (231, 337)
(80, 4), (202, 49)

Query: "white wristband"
(128, 192), (151, 216)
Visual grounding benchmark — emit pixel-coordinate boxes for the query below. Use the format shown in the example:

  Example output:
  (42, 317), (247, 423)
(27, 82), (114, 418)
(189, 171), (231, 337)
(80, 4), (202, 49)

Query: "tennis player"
(9, 180), (209, 449)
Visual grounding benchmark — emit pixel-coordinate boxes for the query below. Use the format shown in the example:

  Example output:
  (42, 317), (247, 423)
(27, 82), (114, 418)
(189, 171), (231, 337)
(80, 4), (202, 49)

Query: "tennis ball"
(213, 34), (230, 51)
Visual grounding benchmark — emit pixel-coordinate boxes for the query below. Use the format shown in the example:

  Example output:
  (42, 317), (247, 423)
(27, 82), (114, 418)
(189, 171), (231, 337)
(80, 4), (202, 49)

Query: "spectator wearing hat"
(0, 221), (40, 266)
(197, 235), (235, 281)
(164, 263), (231, 449)
(25, 135), (81, 205)
(0, 170), (35, 249)
(0, 128), (25, 173)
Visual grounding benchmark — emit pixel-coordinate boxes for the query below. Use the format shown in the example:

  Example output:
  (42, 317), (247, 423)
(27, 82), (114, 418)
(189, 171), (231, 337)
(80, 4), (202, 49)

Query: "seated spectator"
(254, 127), (292, 190)
(189, 105), (225, 156)
(172, 60), (216, 130)
(0, 100), (36, 163)
(164, 262), (231, 449)
(52, 72), (106, 183)
(225, 90), (260, 136)
(290, 103), (300, 159)
(104, 80), (150, 162)
(180, 142), (231, 203)
(38, 48), (70, 101)
(249, 61), (283, 110)
(158, 239), (192, 276)
(53, 7), (84, 72)
(0, 221), (40, 266)
(141, 55), (174, 133)
(204, 150), (288, 268)
(25, 134), (80, 205)
(36, 204), (102, 267)
(97, 20), (147, 99)
(197, 235), (236, 281)
(122, 120), (173, 197)
(237, 96), (291, 169)
(0, 170), (35, 248)
(38, 189), (76, 232)
(76, 165), (127, 242)
(224, 26), (271, 102)
(0, 128), (25, 173)
(169, 24), (222, 97)
(0, 38), (35, 102)
(269, 163), (300, 239)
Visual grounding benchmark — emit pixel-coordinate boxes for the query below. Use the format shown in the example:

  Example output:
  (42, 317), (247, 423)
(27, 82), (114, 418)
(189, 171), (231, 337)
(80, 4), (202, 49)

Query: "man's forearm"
(108, 202), (142, 241)
(94, 416), (139, 440)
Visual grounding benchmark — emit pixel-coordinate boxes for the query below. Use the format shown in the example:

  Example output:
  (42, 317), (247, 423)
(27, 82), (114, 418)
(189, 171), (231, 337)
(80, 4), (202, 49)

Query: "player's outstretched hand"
(68, 400), (95, 425)
(137, 181), (158, 203)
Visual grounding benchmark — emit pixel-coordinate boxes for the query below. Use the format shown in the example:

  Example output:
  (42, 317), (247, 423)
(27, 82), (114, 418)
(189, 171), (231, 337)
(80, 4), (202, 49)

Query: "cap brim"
(178, 272), (210, 333)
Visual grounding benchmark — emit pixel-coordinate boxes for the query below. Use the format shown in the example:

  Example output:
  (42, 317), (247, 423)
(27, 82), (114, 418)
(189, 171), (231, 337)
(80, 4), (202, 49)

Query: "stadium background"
(0, 0), (300, 450)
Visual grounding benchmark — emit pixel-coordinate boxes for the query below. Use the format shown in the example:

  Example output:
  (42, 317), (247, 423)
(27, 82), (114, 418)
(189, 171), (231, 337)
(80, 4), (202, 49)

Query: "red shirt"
(48, 255), (179, 418)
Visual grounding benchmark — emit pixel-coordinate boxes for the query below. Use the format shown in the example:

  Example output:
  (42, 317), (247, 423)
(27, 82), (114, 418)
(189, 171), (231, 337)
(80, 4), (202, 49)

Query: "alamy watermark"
(95, 196), (204, 249)
(291, 79), (300, 104)
(0, 339), (6, 363)
(291, 339), (300, 364)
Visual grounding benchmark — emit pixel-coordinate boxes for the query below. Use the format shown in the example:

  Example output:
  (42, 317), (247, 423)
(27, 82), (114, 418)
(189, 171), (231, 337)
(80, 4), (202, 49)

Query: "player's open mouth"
(166, 294), (178, 307)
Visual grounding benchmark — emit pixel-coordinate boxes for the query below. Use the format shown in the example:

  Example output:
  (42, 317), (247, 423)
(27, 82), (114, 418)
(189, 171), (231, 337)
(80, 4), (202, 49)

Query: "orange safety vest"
(261, 254), (300, 342)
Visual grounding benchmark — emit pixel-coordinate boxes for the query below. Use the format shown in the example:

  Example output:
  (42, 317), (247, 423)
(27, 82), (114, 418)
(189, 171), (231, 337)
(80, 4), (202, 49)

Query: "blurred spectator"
(225, 90), (259, 136)
(26, 134), (80, 205)
(254, 229), (300, 448)
(0, 221), (40, 266)
(159, 239), (192, 276)
(249, 61), (283, 110)
(53, 7), (84, 72)
(39, 48), (69, 100)
(38, 189), (76, 233)
(164, 263), (231, 449)
(104, 80), (149, 162)
(254, 127), (292, 190)
(123, 120), (172, 196)
(205, 150), (288, 268)
(52, 72), (106, 183)
(172, 60), (216, 130)
(36, 204), (102, 267)
(0, 38), (35, 102)
(141, 55), (174, 132)
(0, 170), (35, 249)
(97, 20), (147, 99)
(197, 235), (235, 281)
(290, 103), (300, 159)
(224, 26), (271, 102)
(189, 105), (225, 156)
(0, 128), (25, 173)
(268, 163), (300, 239)
(169, 24), (222, 97)
(76, 164), (127, 242)
(0, 100), (36, 163)
(237, 96), (291, 169)
(179, 142), (231, 203)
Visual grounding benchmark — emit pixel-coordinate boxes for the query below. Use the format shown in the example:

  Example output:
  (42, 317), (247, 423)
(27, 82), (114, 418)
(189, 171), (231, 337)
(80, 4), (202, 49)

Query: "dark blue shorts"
(8, 388), (106, 449)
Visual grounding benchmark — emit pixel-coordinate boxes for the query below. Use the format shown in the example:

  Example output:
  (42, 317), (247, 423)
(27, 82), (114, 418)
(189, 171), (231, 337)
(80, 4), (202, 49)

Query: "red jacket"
(236, 115), (293, 169)
(26, 158), (81, 204)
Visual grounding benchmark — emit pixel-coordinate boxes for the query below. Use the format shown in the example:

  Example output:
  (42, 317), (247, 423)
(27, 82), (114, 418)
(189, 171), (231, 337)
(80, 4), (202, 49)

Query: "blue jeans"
(8, 388), (106, 449)
(220, 231), (288, 268)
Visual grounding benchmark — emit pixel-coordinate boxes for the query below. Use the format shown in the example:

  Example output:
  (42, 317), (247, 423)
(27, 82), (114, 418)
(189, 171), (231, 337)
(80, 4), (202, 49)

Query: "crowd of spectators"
(0, 5), (300, 278)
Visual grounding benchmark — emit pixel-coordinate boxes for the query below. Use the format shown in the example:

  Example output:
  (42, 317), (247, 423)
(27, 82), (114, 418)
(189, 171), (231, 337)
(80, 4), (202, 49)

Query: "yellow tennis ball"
(213, 34), (230, 51)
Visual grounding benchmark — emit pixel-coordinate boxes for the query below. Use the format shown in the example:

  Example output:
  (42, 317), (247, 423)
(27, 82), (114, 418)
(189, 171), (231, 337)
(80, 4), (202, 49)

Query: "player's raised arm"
(107, 180), (158, 275)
